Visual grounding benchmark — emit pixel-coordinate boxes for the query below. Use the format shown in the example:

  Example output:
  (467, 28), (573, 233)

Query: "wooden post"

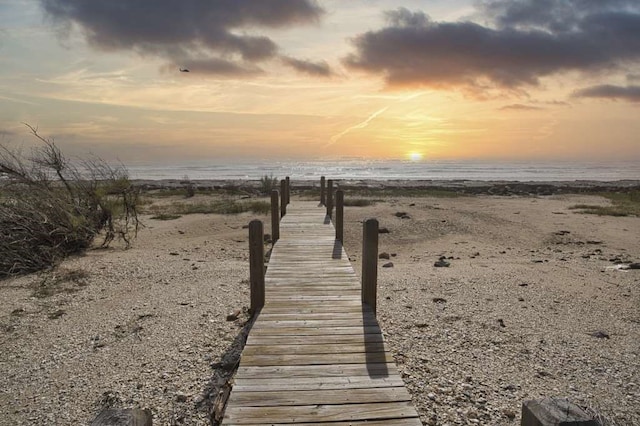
(320, 176), (326, 205)
(326, 179), (334, 218)
(270, 190), (279, 243)
(362, 218), (378, 315)
(521, 399), (598, 426)
(336, 190), (344, 243)
(249, 220), (265, 315)
(285, 176), (290, 205)
(280, 179), (287, 218)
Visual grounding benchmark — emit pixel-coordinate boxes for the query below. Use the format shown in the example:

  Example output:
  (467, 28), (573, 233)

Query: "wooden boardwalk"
(223, 201), (421, 425)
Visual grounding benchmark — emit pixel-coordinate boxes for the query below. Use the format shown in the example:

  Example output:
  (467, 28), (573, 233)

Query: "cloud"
(40, 0), (324, 75)
(499, 104), (543, 111)
(344, 4), (640, 92)
(573, 85), (640, 102)
(281, 56), (332, 77)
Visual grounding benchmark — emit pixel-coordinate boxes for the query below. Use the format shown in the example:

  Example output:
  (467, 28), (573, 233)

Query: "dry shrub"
(0, 124), (139, 277)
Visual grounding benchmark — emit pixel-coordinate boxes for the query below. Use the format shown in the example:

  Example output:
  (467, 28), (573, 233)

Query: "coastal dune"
(0, 184), (638, 425)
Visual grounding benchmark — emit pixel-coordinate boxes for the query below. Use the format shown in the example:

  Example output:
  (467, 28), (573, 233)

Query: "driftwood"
(521, 398), (598, 426)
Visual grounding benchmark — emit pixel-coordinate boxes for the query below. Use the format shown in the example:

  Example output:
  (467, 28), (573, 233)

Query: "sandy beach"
(0, 181), (638, 425)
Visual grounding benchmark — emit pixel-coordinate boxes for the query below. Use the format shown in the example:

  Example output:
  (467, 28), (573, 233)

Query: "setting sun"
(408, 152), (423, 161)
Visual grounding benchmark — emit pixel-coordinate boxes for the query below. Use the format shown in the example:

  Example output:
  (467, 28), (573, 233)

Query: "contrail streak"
(326, 107), (388, 147)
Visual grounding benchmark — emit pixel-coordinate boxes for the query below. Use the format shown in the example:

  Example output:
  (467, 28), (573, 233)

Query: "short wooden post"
(326, 179), (334, 218)
(320, 176), (326, 205)
(521, 399), (599, 426)
(336, 190), (344, 243)
(285, 176), (290, 205)
(280, 179), (287, 218)
(270, 190), (279, 243)
(249, 220), (265, 315)
(362, 218), (378, 315)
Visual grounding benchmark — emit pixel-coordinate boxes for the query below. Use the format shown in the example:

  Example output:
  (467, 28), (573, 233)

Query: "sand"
(0, 186), (638, 425)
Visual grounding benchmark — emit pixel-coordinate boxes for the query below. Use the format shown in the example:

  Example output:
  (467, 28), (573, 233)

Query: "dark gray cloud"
(344, 4), (640, 92)
(282, 56), (332, 77)
(574, 85), (640, 102)
(40, 0), (324, 75)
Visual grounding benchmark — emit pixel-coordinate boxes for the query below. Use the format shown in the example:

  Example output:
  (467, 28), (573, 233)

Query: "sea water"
(124, 159), (639, 182)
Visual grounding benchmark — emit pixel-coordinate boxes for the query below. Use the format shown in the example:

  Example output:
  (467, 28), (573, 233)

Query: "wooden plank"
(240, 351), (396, 366)
(231, 376), (405, 392)
(249, 326), (382, 336)
(223, 401), (418, 424)
(234, 363), (395, 380)
(242, 342), (388, 356)
(227, 387), (412, 407)
(226, 420), (422, 426)
(246, 333), (384, 346)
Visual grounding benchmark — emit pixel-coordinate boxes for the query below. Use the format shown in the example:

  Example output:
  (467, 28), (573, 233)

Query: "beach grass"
(146, 199), (270, 216)
(570, 191), (640, 217)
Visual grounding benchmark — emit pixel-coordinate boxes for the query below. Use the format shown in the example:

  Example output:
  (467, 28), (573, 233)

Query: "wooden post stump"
(249, 220), (265, 315)
(336, 190), (344, 243)
(326, 179), (334, 218)
(362, 218), (378, 315)
(521, 398), (598, 426)
(320, 176), (326, 205)
(280, 180), (287, 218)
(270, 190), (279, 243)
(285, 176), (290, 205)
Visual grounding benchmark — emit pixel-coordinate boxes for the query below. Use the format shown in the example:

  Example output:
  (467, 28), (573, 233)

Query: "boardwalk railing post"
(336, 190), (344, 243)
(270, 190), (280, 243)
(362, 218), (378, 315)
(320, 176), (326, 205)
(326, 179), (334, 218)
(249, 220), (265, 315)
(285, 176), (290, 205)
(280, 179), (287, 218)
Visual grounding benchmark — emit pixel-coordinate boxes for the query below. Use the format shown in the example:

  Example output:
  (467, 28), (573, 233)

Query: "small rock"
(379, 252), (390, 259)
(434, 259), (450, 267)
(590, 330), (610, 339)
(519, 283), (529, 287)
(432, 297), (447, 304)
(497, 318), (506, 327)
(502, 409), (516, 419)
(226, 309), (241, 321)
(394, 211), (408, 218)
(175, 392), (188, 403)
(378, 227), (390, 234)
(169, 252), (179, 256)
(241, 224), (249, 229)
(382, 262), (394, 268)
(47, 309), (66, 320)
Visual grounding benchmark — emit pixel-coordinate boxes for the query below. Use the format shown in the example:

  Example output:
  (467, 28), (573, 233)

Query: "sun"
(408, 152), (423, 161)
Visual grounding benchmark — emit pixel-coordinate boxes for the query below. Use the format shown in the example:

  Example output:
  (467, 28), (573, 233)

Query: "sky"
(0, 0), (639, 163)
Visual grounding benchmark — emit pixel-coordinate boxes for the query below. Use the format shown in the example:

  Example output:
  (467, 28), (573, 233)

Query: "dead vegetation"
(0, 124), (140, 277)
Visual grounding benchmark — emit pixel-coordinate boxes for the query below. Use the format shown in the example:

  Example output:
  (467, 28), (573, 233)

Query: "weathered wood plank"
(231, 375), (405, 392)
(234, 362), (395, 380)
(227, 387), (412, 407)
(224, 401), (418, 424)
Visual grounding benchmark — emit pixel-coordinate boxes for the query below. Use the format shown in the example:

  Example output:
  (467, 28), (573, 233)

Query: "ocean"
(124, 159), (639, 182)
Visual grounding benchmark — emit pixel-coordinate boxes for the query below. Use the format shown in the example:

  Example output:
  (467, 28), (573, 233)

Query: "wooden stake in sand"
(362, 218), (378, 315)
(320, 176), (326, 205)
(280, 180), (287, 218)
(249, 220), (265, 314)
(270, 190), (279, 243)
(326, 179), (334, 218)
(336, 190), (344, 243)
